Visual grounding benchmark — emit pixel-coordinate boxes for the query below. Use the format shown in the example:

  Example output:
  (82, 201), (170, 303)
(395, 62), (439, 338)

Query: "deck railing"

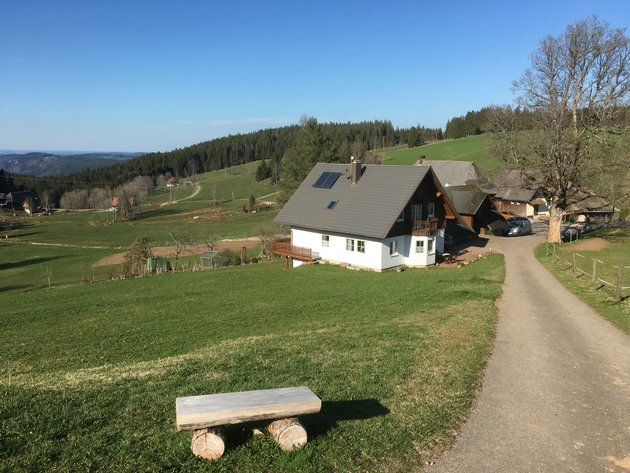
(412, 218), (438, 236)
(271, 242), (319, 261)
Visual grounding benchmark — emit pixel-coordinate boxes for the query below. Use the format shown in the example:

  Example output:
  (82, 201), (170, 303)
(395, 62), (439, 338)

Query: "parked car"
(503, 217), (533, 236)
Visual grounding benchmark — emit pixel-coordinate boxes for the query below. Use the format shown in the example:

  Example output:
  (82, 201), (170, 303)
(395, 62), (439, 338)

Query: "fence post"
(572, 252), (576, 276)
(617, 266), (624, 302)
(592, 259), (597, 290)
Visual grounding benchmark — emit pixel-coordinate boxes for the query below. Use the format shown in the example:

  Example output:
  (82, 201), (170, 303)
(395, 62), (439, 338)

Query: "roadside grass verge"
(0, 255), (504, 472)
(535, 228), (630, 335)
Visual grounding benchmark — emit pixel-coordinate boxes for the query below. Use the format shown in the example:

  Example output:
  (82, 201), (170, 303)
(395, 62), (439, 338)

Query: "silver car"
(503, 217), (533, 236)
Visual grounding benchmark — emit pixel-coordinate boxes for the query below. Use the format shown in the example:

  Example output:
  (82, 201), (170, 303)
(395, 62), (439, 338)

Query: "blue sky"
(1, 0), (628, 152)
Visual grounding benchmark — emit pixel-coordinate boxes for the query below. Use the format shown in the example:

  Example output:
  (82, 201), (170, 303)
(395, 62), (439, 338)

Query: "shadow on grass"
(0, 284), (33, 292)
(0, 256), (62, 271)
(223, 399), (389, 451)
(304, 399), (390, 440)
(7, 231), (41, 238)
(136, 208), (182, 220)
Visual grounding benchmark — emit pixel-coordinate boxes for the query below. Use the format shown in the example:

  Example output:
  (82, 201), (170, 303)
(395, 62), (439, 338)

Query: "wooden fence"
(545, 243), (629, 302)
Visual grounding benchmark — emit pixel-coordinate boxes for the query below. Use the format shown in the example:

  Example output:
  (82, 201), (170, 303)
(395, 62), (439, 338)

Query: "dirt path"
(176, 184), (201, 202)
(430, 233), (630, 473)
(93, 238), (260, 266)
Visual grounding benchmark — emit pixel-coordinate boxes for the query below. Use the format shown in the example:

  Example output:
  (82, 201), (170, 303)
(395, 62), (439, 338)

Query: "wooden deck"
(412, 218), (438, 236)
(271, 242), (320, 262)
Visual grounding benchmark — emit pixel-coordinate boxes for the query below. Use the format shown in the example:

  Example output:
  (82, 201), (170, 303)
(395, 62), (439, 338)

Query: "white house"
(273, 160), (473, 271)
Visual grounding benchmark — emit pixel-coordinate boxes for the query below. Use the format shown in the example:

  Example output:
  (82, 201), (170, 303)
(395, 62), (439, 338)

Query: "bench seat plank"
(176, 386), (321, 431)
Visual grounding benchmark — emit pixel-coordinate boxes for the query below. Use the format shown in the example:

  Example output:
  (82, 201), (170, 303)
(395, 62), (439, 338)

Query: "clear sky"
(1, 0), (628, 152)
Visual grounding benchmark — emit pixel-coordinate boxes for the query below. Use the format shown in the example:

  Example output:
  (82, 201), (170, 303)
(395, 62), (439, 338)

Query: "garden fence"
(545, 243), (629, 302)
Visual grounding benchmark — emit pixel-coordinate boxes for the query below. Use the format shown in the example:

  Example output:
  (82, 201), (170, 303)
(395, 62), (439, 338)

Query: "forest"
(0, 120), (442, 206)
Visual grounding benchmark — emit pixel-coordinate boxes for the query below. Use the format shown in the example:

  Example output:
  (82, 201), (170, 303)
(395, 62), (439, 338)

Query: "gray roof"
(444, 185), (489, 215)
(566, 196), (613, 213)
(415, 160), (488, 187)
(275, 163), (441, 239)
(493, 187), (537, 203)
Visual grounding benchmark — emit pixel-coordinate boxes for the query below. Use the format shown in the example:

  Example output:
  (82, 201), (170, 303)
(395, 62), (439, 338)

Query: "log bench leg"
(191, 427), (225, 461)
(267, 417), (307, 451)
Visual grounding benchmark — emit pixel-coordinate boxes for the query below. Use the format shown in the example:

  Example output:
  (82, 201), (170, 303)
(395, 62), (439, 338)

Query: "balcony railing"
(412, 218), (438, 236)
(271, 241), (320, 261)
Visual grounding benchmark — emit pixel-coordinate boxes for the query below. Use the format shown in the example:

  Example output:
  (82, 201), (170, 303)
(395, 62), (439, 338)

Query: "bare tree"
(165, 226), (192, 270)
(202, 233), (220, 251)
(256, 225), (275, 258)
(211, 183), (219, 206)
(124, 234), (154, 276)
(490, 16), (629, 242)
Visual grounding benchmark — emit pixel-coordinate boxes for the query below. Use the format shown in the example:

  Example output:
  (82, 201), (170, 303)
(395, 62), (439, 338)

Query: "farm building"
(491, 187), (547, 218)
(274, 160), (473, 271)
(443, 185), (493, 234)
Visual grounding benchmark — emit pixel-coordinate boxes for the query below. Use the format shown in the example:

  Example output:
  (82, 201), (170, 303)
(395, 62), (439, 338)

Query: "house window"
(357, 240), (365, 253)
(326, 200), (338, 210)
(411, 204), (422, 222)
(428, 238), (434, 253)
(389, 240), (397, 256)
(322, 235), (330, 247)
(346, 238), (355, 251)
(416, 240), (425, 253)
(427, 202), (435, 217)
(396, 210), (405, 222)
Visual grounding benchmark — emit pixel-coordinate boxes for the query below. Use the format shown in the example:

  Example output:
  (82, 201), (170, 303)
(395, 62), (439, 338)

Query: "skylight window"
(326, 200), (338, 210)
(313, 172), (341, 189)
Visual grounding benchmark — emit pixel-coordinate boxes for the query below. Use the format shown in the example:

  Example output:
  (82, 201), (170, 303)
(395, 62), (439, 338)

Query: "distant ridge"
(0, 151), (142, 176)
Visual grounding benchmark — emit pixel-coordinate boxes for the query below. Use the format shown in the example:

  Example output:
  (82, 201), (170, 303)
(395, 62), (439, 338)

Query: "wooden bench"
(176, 386), (321, 460)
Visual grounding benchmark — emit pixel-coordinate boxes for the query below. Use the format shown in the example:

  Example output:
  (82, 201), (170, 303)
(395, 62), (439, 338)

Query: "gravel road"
(430, 232), (630, 473)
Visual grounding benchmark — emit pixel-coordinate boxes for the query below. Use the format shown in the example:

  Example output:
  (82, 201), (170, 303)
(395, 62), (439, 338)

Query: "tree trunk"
(267, 417), (307, 451)
(548, 205), (564, 244)
(191, 427), (225, 461)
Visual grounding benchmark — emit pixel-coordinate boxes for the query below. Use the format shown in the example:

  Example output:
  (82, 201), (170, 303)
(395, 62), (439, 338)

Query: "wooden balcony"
(271, 241), (320, 262)
(412, 218), (438, 236)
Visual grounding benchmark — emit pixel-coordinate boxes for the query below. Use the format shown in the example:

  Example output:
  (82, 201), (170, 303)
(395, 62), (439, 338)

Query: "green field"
(0, 255), (504, 472)
(0, 156), (509, 471)
(535, 228), (630, 334)
(379, 135), (503, 178)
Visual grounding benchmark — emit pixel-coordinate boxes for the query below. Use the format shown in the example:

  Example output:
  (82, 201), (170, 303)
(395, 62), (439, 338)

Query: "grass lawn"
(379, 135), (503, 179)
(0, 255), (504, 472)
(535, 227), (630, 335)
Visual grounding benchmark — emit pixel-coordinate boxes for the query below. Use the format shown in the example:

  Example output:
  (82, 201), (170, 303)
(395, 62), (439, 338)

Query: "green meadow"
(0, 256), (504, 472)
(0, 159), (507, 471)
(379, 135), (503, 178)
(536, 227), (630, 335)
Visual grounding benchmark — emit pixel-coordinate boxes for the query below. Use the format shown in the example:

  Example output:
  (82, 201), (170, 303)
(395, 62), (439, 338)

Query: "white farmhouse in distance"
(273, 159), (473, 271)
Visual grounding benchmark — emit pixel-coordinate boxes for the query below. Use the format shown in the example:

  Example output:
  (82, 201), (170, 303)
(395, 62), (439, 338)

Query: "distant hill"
(0, 152), (142, 176)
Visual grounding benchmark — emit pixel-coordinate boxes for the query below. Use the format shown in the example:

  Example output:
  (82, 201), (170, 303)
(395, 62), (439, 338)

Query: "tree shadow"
(6, 231), (41, 238)
(0, 284), (33, 292)
(136, 208), (181, 220)
(0, 256), (62, 271)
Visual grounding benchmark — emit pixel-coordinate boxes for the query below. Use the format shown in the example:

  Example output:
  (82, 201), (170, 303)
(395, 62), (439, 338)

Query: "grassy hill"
(0, 255), (504, 471)
(0, 141), (510, 470)
(379, 135), (503, 178)
(0, 161), (280, 290)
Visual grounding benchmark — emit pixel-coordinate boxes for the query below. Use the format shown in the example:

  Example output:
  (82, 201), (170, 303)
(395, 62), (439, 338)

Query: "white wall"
(291, 228), (384, 270)
(404, 236), (436, 266)
(291, 227), (439, 271)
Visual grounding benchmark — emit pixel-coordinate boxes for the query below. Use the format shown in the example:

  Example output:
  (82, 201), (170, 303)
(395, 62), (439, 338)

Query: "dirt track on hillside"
(93, 238), (260, 266)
